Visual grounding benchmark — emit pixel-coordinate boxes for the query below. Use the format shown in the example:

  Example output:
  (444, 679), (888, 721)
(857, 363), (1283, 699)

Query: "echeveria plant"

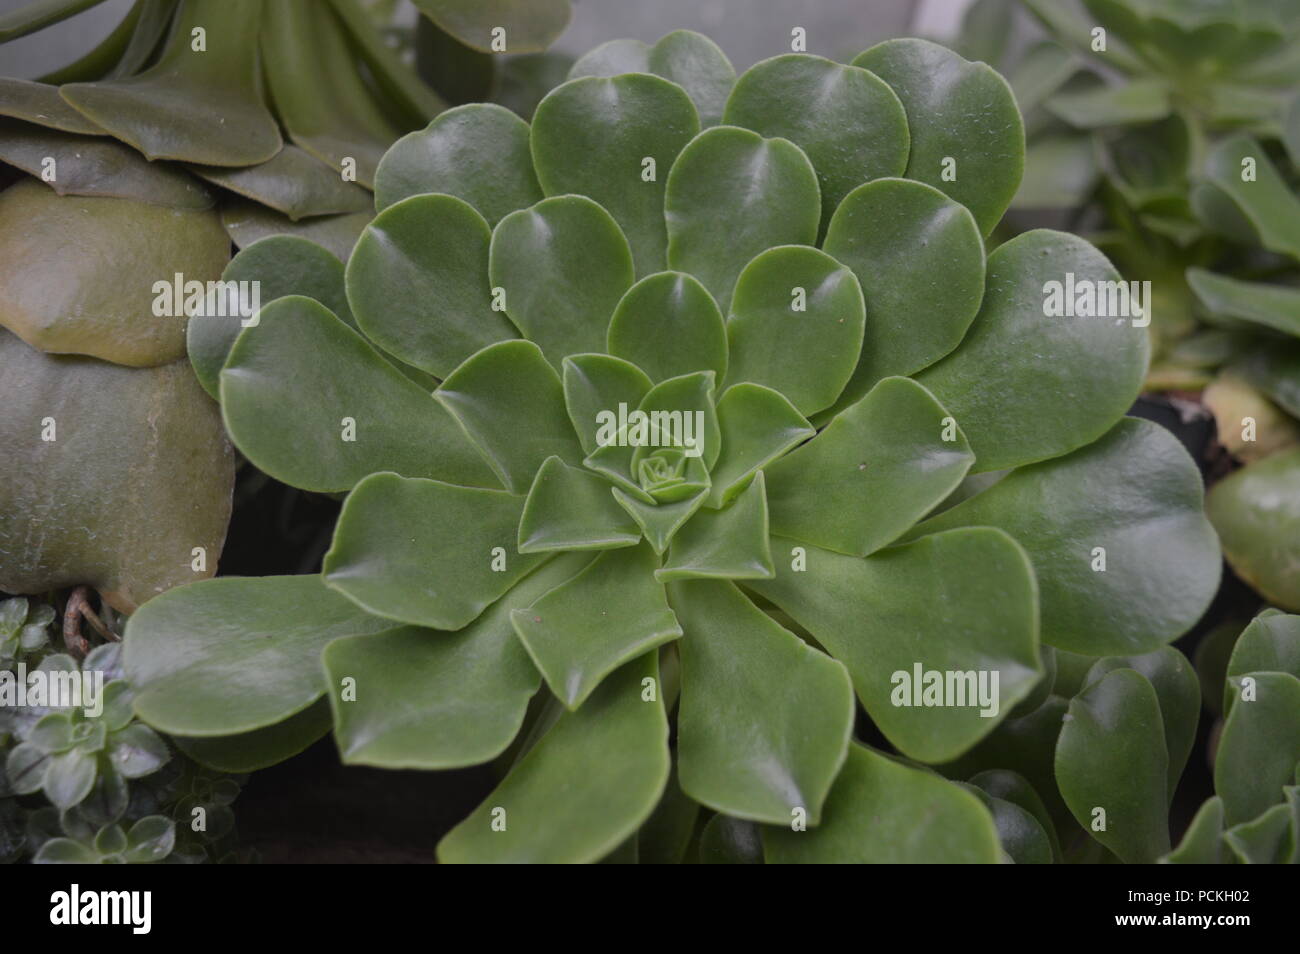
(123, 33), (1227, 862)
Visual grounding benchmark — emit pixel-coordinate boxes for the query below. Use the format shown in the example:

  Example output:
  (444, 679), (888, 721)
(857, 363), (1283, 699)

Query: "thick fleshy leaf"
(172, 699), (332, 773)
(188, 235), (352, 400)
(969, 768), (1063, 862)
(512, 544), (682, 709)
(0, 330), (233, 612)
(1225, 801), (1297, 864)
(912, 417), (1220, 656)
(1162, 796), (1227, 864)
(124, 575), (394, 736)
(959, 782), (1053, 864)
(634, 370), (720, 470)
(915, 230), (1149, 472)
(611, 486), (709, 555)
(698, 814), (762, 864)
(107, 724), (169, 779)
(852, 38), (1023, 236)
(664, 125), (820, 311)
(1216, 672), (1300, 825)
(766, 377), (974, 557)
(671, 579), (852, 823)
(1013, 134), (1098, 211)
(725, 245), (865, 416)
(438, 652), (669, 863)
(708, 384), (813, 507)
(186, 145), (370, 221)
(532, 74), (699, 277)
(0, 77), (104, 133)
(638, 766), (700, 864)
(490, 195), (635, 367)
(434, 339), (584, 494)
(569, 30), (735, 127)
(220, 296), (497, 492)
(518, 456), (641, 553)
(61, 0), (281, 166)
(413, 0), (571, 54)
(328, 0), (446, 125)
(1055, 668), (1170, 863)
(323, 472), (546, 631)
(346, 195), (517, 378)
(1207, 449), (1300, 611)
(323, 553), (591, 768)
(373, 104), (543, 223)
(722, 54), (908, 232)
(821, 178), (985, 408)
(1045, 79), (1172, 129)
(764, 745), (1001, 863)
(1192, 134), (1300, 259)
(562, 353), (653, 456)
(1229, 343), (1300, 419)
(44, 750), (95, 810)
(1227, 612), (1300, 688)
(657, 473), (773, 581)
(0, 179), (229, 367)
(219, 200), (371, 262)
(748, 527), (1040, 762)
(1187, 268), (1300, 338)
(607, 272), (727, 383)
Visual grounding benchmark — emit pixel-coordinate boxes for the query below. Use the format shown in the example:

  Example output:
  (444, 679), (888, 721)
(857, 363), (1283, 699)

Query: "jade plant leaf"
(607, 271), (727, 383)
(186, 145), (370, 221)
(373, 104), (543, 223)
(61, 0), (281, 166)
(412, 0), (572, 55)
(0, 179), (229, 367)
(220, 297), (497, 492)
(1215, 672), (1300, 825)
(1206, 448), (1300, 611)
(665, 125), (820, 311)
(323, 472), (546, 631)
(852, 38), (1023, 236)
(531, 74), (699, 277)
(671, 578), (853, 824)
(0, 330), (233, 612)
(722, 54), (909, 232)
(1055, 668), (1170, 863)
(437, 652), (668, 864)
(764, 745), (1001, 863)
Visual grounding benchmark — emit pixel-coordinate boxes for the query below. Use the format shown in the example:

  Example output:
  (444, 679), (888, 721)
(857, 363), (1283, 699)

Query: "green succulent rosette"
(122, 35), (1223, 863)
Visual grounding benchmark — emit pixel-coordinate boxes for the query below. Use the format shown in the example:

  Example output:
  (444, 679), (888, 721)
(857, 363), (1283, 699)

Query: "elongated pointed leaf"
(1225, 801), (1296, 864)
(1193, 134), (1300, 259)
(1045, 78), (1171, 129)
(612, 485), (709, 555)
(766, 377), (974, 557)
(708, 384), (813, 507)
(512, 544), (681, 709)
(328, 0), (446, 124)
(608, 272), (727, 383)
(1162, 796), (1227, 864)
(0, 77), (105, 133)
(748, 527), (1040, 762)
(186, 145), (370, 221)
(1188, 268), (1300, 338)
(323, 472), (546, 631)
(1216, 672), (1300, 825)
(1227, 612), (1300, 687)
(518, 456), (641, 553)
(562, 353), (653, 456)
(657, 473), (773, 581)
(1207, 449), (1300, 611)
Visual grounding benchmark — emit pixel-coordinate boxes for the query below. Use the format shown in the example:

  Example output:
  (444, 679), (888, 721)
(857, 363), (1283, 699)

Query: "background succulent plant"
(108, 30), (1237, 863)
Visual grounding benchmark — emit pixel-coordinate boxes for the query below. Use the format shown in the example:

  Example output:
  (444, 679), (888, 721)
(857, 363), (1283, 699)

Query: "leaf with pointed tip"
(0, 331), (233, 613)
(0, 180), (228, 367)
(1162, 796), (1227, 864)
(173, 699), (331, 773)
(187, 145), (371, 221)
(765, 745), (1001, 862)
(512, 544), (680, 709)
(61, 0), (281, 166)
(657, 473), (772, 581)
(532, 74), (699, 277)
(699, 814), (763, 863)
(821, 178), (985, 409)
(912, 418), (1220, 656)
(723, 54), (908, 233)
(124, 575), (394, 736)
(1216, 672), (1300, 825)
(323, 472), (546, 630)
(1207, 449), (1300, 612)
(748, 527), (1040, 762)
(671, 578), (851, 823)
(725, 245), (865, 416)
(958, 782), (1053, 864)
(665, 126), (820, 312)
(323, 553), (591, 768)
(766, 377), (973, 557)
(219, 200), (370, 261)
(373, 104), (543, 223)
(434, 339), (584, 494)
(0, 77), (104, 133)
(1055, 668), (1170, 862)
(0, 0), (106, 41)
(852, 39), (1022, 235)
(1192, 134), (1300, 259)
(916, 230), (1148, 472)
(569, 30), (735, 127)
(1227, 612), (1300, 692)
(490, 195), (635, 367)
(1085, 648), (1200, 804)
(1045, 78), (1171, 129)
(1187, 268), (1300, 338)
(708, 384), (813, 508)
(1225, 801), (1297, 864)
(346, 195), (518, 378)
(328, 0), (446, 124)
(220, 297), (495, 491)
(562, 353), (653, 456)
(607, 272), (727, 383)
(518, 456), (641, 553)
(633, 370), (721, 470)
(612, 486), (709, 555)
(413, 0), (571, 55)
(969, 769), (1062, 862)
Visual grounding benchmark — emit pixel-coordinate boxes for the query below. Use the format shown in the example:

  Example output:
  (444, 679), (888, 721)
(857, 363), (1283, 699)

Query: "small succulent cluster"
(1, 595), (246, 863)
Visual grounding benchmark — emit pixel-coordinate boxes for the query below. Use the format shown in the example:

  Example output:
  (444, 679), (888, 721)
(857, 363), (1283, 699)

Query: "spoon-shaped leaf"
(1192, 134), (1300, 259)
(1207, 449), (1300, 611)
(1161, 796), (1227, 864)
(562, 353), (653, 456)
(219, 201), (371, 262)
(958, 782), (1053, 864)
(173, 698), (332, 773)
(0, 78), (104, 133)
(607, 271), (727, 383)
(187, 145), (370, 221)
(1187, 268), (1300, 338)
(517, 456), (642, 553)
(969, 768), (1063, 862)
(1216, 672), (1300, 825)
(708, 384), (813, 507)
(657, 473), (773, 581)
(1227, 612), (1300, 688)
